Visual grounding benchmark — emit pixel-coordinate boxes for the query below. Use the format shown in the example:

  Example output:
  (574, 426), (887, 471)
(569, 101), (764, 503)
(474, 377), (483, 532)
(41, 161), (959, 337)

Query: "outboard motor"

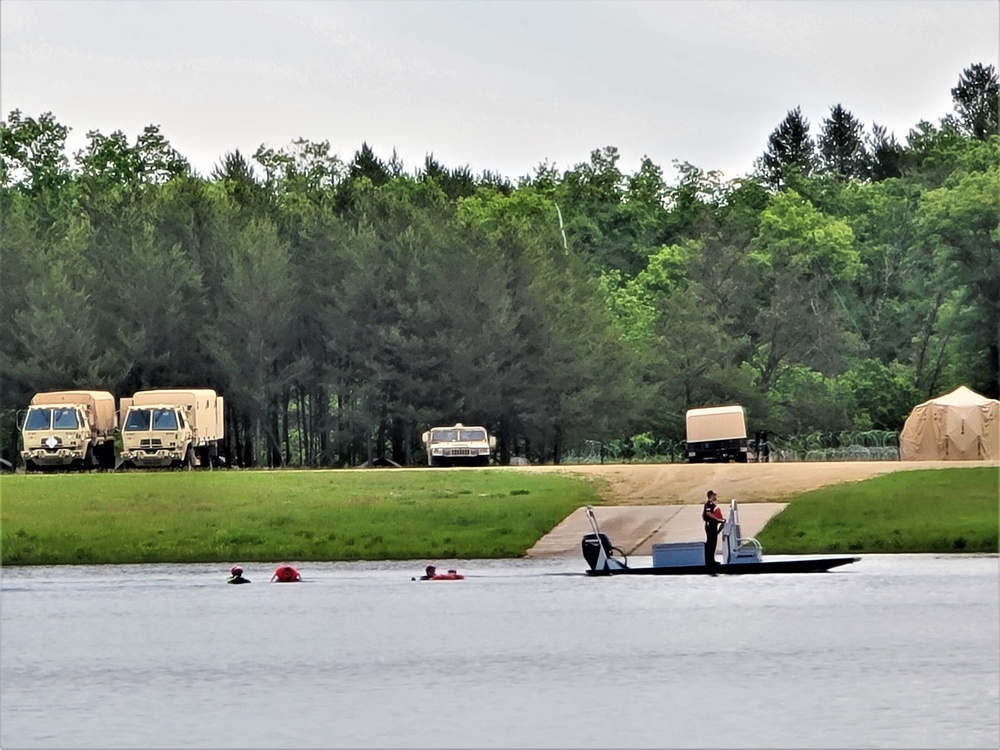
(581, 506), (629, 572)
(582, 532), (613, 571)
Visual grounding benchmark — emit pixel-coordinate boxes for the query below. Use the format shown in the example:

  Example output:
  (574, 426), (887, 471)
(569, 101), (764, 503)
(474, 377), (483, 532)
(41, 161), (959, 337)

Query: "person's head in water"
(425, 565), (436, 577)
(231, 565), (243, 577)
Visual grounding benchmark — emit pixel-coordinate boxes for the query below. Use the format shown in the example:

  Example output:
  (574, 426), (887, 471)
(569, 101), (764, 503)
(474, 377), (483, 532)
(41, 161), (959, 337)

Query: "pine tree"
(818, 104), (868, 179)
(866, 123), (904, 181)
(756, 107), (815, 188)
(951, 63), (999, 140)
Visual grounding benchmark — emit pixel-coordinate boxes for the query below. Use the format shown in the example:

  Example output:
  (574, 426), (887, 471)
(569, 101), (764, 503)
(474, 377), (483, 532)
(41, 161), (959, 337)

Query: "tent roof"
(918, 385), (998, 409)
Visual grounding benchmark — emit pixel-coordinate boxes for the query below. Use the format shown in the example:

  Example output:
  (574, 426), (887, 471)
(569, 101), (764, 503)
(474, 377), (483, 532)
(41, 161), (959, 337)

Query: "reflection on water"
(2, 555), (998, 749)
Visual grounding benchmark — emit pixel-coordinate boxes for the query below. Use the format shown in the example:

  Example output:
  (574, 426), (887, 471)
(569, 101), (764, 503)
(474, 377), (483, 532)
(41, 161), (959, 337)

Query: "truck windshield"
(124, 409), (151, 431)
(124, 408), (180, 431)
(458, 429), (485, 441)
(24, 408), (52, 430)
(431, 430), (458, 442)
(152, 409), (179, 430)
(52, 408), (80, 429)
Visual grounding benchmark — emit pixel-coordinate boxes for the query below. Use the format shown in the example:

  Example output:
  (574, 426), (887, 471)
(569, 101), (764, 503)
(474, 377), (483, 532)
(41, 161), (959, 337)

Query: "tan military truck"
(421, 423), (496, 467)
(119, 389), (224, 469)
(684, 404), (749, 463)
(20, 390), (118, 472)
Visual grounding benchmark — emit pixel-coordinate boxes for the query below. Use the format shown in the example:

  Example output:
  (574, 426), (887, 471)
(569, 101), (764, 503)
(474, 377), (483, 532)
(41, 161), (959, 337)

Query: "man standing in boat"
(703, 490), (726, 573)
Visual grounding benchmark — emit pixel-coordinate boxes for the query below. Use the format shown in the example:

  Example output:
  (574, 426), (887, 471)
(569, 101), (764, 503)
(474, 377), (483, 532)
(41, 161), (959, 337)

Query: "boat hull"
(585, 556), (860, 576)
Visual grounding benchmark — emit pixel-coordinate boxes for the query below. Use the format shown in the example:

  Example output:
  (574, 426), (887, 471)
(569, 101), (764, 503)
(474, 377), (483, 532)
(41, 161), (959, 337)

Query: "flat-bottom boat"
(582, 502), (859, 576)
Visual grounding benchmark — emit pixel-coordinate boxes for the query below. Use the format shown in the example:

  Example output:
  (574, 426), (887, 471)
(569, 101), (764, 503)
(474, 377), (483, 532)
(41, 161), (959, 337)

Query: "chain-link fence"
(561, 430), (900, 464)
(562, 437), (689, 464)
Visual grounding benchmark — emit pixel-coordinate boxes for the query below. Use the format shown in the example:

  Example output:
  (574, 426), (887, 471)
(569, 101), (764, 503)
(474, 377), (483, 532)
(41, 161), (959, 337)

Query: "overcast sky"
(2, 0), (997, 183)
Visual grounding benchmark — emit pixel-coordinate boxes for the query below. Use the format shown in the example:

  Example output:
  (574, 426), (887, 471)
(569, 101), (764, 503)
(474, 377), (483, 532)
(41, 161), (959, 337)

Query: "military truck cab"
(421, 423), (495, 467)
(685, 405), (749, 463)
(119, 389), (224, 469)
(20, 390), (117, 471)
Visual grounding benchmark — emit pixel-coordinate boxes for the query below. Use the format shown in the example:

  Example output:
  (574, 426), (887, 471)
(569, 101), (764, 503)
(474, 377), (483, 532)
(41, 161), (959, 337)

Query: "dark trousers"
(704, 527), (720, 568)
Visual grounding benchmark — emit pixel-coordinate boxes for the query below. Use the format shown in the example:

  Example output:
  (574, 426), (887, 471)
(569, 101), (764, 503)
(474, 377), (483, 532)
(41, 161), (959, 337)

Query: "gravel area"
(507, 459), (974, 504)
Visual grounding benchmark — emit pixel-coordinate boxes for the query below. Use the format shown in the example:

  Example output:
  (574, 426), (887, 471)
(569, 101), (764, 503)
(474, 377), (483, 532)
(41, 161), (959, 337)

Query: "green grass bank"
(1, 466), (996, 566)
(756, 466), (998, 554)
(1, 470), (599, 565)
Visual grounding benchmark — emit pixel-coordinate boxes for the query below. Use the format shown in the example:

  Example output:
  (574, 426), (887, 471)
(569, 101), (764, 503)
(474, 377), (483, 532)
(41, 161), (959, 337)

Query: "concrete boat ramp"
(526, 503), (787, 558)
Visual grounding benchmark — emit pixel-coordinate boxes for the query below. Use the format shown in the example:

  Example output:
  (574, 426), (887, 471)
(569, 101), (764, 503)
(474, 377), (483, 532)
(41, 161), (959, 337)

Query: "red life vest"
(272, 565), (301, 582)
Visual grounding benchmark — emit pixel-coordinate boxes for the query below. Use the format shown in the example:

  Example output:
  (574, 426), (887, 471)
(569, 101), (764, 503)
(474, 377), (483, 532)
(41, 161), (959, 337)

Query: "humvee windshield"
(430, 428), (485, 442)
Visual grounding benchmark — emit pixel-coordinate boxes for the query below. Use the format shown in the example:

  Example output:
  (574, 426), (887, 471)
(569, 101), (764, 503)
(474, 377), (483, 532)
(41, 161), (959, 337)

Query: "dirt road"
(507, 459), (974, 504)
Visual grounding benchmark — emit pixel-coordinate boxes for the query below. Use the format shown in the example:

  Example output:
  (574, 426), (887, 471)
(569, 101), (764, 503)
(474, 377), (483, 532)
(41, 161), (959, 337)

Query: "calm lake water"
(1, 554), (998, 749)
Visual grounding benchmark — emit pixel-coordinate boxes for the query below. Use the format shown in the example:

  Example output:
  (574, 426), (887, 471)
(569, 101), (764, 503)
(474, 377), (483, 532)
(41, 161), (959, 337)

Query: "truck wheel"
(184, 447), (196, 470)
(25, 460), (37, 474)
(197, 446), (213, 470)
(102, 442), (117, 470)
(83, 446), (97, 470)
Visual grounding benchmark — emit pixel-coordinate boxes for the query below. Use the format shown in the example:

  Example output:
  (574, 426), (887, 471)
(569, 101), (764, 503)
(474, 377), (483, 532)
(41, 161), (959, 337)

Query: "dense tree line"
(1, 63), (997, 467)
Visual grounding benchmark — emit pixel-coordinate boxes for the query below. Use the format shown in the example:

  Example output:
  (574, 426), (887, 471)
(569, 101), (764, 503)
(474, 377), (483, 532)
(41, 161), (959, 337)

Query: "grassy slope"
(0, 470), (599, 565)
(1, 466), (996, 565)
(756, 466), (998, 554)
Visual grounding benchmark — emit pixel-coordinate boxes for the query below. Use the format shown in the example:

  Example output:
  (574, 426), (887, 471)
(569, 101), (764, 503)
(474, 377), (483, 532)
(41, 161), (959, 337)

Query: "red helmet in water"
(230, 565), (243, 576)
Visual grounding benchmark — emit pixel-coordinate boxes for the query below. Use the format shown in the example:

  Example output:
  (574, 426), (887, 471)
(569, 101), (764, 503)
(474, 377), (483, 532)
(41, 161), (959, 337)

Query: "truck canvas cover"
(29, 390), (117, 433)
(685, 405), (747, 441)
(122, 389), (224, 441)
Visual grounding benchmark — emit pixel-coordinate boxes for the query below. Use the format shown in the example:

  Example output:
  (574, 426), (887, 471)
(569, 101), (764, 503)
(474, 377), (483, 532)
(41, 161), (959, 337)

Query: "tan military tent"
(899, 385), (999, 460)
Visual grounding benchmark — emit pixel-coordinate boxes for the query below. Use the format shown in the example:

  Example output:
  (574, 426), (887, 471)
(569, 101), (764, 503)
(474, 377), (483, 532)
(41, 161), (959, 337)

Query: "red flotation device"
(271, 565), (301, 582)
(430, 569), (464, 581)
(415, 564), (464, 581)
